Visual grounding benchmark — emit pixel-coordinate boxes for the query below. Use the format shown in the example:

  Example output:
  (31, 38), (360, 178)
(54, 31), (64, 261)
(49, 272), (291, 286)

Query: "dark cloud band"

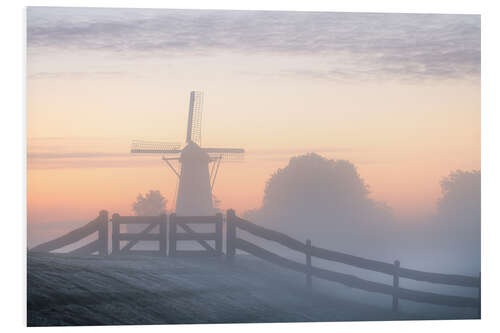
(27, 8), (480, 80)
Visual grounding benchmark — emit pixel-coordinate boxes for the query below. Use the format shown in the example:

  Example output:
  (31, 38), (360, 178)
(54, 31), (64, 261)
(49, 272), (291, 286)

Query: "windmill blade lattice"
(130, 140), (181, 154)
(204, 147), (245, 162)
(208, 153), (245, 162)
(186, 91), (203, 146)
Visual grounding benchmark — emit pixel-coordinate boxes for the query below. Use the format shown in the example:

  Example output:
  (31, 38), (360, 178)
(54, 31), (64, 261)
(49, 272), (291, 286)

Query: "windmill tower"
(131, 91), (244, 216)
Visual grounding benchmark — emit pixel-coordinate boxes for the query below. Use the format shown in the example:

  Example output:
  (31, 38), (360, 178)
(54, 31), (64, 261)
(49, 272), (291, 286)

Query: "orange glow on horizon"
(26, 55), (480, 246)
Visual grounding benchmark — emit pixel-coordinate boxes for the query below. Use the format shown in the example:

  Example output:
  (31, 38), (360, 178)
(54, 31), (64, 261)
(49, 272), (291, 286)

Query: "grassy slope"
(27, 252), (466, 326)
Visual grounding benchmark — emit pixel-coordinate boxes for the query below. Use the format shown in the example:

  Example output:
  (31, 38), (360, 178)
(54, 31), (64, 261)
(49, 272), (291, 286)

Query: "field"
(27, 252), (476, 326)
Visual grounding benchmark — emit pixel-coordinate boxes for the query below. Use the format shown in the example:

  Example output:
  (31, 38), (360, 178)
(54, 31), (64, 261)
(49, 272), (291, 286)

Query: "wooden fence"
(225, 210), (481, 314)
(111, 214), (167, 256)
(29, 209), (481, 314)
(29, 210), (108, 256)
(169, 213), (223, 257)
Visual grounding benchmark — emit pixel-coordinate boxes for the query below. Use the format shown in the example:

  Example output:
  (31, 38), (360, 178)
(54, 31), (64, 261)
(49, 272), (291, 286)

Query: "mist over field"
(27, 153), (481, 325)
(244, 153), (480, 275)
(28, 152), (481, 276)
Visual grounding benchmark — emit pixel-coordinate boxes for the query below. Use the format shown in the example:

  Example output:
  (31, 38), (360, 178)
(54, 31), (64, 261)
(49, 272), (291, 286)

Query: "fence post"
(111, 213), (120, 255)
(226, 209), (236, 261)
(215, 213), (223, 256)
(306, 239), (312, 291)
(159, 214), (167, 257)
(168, 214), (176, 257)
(98, 210), (108, 256)
(392, 260), (400, 313)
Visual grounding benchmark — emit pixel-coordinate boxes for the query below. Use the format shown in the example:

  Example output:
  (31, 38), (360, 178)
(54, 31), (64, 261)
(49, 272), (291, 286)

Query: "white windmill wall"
(175, 143), (214, 216)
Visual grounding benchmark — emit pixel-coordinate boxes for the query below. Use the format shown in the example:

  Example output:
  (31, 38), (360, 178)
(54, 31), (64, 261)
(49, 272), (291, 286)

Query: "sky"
(26, 7), (480, 246)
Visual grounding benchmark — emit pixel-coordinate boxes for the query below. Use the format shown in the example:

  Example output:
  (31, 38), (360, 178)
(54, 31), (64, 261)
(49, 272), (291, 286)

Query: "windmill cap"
(180, 142), (209, 162)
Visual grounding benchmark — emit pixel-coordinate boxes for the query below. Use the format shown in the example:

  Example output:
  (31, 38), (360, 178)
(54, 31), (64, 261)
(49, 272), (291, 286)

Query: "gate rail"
(111, 214), (167, 256)
(169, 213), (223, 257)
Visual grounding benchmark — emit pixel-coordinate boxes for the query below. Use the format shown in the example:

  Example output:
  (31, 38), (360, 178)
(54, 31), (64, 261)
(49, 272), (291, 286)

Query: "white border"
(2, 1), (499, 332)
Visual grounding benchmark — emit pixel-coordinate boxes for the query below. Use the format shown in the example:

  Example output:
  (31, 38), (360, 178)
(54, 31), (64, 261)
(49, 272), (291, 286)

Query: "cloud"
(26, 71), (138, 80)
(26, 136), (383, 169)
(27, 157), (160, 170)
(27, 152), (129, 159)
(27, 8), (480, 81)
(27, 137), (140, 168)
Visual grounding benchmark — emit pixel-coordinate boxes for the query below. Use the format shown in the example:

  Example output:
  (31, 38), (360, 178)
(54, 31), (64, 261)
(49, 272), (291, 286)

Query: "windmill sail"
(130, 140), (181, 154)
(203, 148), (244, 154)
(186, 91), (203, 145)
(203, 147), (245, 161)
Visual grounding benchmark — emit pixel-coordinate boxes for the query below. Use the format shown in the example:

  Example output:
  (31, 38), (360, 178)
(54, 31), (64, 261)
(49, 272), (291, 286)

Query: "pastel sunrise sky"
(26, 7), (480, 246)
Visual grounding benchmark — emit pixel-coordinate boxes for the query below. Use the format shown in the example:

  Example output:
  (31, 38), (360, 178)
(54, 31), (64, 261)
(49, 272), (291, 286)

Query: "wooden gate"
(111, 214), (167, 256)
(168, 213), (223, 257)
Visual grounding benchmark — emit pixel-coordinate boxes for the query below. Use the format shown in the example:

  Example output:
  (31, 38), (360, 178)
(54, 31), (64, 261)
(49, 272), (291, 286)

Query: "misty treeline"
(244, 153), (480, 273)
(129, 154), (480, 273)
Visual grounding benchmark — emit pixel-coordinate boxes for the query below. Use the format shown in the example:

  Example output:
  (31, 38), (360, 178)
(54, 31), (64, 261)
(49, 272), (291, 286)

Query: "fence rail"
(226, 210), (480, 313)
(29, 210), (108, 256)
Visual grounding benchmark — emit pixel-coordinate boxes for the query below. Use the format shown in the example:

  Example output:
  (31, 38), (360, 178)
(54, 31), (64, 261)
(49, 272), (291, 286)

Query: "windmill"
(131, 91), (244, 216)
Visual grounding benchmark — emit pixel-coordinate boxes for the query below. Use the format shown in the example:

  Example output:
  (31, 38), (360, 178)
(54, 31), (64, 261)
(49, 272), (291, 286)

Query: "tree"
(428, 170), (481, 274)
(437, 170), (481, 240)
(437, 169), (481, 223)
(245, 153), (392, 250)
(132, 190), (167, 216)
(261, 154), (370, 214)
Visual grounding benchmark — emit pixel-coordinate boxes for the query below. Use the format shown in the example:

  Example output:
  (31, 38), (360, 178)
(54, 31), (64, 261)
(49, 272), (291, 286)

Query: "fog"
(243, 153), (480, 276)
(27, 152), (480, 322)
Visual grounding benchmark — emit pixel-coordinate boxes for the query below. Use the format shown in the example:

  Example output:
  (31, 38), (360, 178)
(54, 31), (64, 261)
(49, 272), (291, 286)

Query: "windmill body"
(131, 91), (244, 216)
(176, 142), (213, 215)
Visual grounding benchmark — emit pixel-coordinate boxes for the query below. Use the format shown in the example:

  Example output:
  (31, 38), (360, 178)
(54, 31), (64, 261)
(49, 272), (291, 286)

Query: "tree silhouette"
(437, 169), (480, 222)
(245, 153), (392, 250)
(132, 190), (167, 216)
(425, 169), (481, 270)
(262, 154), (370, 213)
(436, 170), (481, 241)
